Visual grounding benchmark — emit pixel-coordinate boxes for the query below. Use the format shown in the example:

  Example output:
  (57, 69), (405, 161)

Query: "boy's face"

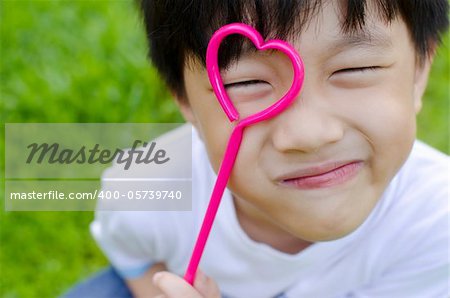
(179, 2), (431, 242)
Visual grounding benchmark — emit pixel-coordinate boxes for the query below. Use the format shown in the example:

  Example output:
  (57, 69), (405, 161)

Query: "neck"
(233, 196), (313, 254)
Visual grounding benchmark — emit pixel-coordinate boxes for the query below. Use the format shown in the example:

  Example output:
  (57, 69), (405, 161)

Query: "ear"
(413, 54), (434, 114)
(172, 91), (198, 126)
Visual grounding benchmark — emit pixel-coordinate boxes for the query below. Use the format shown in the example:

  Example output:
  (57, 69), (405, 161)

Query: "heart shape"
(206, 23), (305, 127)
(184, 24), (304, 285)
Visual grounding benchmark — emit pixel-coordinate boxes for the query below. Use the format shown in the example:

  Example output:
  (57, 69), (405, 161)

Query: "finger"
(193, 269), (221, 298)
(153, 271), (202, 298)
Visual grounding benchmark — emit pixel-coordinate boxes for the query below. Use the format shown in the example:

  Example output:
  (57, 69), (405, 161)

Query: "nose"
(271, 90), (344, 154)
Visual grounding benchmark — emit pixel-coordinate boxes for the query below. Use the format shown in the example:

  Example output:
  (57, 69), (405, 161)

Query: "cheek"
(183, 66), (236, 173)
(351, 43), (417, 158)
(355, 94), (415, 141)
(201, 121), (233, 173)
(226, 125), (273, 201)
(340, 54), (417, 148)
(188, 92), (234, 173)
(369, 80), (416, 145)
(344, 84), (417, 183)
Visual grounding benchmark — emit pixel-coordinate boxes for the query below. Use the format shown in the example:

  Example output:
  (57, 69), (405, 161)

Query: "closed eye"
(334, 66), (381, 74)
(329, 65), (384, 88)
(224, 80), (268, 89)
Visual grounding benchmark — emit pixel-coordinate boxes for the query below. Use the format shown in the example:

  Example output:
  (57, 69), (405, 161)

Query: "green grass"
(417, 33), (450, 152)
(0, 1), (448, 297)
(1, 1), (182, 297)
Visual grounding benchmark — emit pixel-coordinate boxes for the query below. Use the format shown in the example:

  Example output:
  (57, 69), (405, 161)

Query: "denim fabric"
(61, 267), (133, 298)
(61, 266), (288, 298)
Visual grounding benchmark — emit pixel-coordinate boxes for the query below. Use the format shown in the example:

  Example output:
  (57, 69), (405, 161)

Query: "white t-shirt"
(91, 124), (449, 298)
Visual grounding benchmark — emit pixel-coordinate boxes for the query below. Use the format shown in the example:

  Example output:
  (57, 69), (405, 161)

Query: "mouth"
(278, 161), (364, 190)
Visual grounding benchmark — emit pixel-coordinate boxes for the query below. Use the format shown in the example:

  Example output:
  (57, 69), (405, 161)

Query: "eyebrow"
(220, 27), (393, 71)
(229, 41), (278, 64)
(241, 28), (392, 59)
(328, 29), (393, 53)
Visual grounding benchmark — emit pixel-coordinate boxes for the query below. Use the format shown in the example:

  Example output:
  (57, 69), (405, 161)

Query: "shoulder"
(374, 140), (448, 269)
(394, 140), (448, 206)
(388, 140), (448, 227)
(364, 140), (448, 255)
(401, 140), (448, 181)
(348, 141), (449, 295)
(91, 124), (212, 266)
(377, 141), (449, 233)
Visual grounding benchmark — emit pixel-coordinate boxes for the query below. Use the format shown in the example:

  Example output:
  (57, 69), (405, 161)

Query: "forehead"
(228, 2), (398, 63)
(185, 1), (405, 72)
(291, 2), (397, 55)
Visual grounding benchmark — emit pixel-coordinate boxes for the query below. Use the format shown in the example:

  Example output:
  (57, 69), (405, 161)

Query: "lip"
(278, 161), (364, 190)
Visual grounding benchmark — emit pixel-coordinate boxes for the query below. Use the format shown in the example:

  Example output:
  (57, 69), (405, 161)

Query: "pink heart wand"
(184, 23), (305, 285)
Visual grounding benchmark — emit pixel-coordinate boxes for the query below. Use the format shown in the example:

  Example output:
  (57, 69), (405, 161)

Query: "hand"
(153, 269), (221, 298)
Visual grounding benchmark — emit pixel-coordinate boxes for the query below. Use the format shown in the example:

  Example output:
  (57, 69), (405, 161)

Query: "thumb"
(193, 269), (221, 298)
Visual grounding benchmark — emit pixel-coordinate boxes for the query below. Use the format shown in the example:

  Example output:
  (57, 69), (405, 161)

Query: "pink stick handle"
(183, 22), (304, 285)
(184, 125), (244, 284)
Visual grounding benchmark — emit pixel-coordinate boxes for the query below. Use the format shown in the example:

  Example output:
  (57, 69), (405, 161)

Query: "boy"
(65, 0), (449, 297)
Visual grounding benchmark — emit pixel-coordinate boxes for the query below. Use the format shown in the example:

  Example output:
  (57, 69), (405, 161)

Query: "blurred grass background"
(0, 0), (448, 297)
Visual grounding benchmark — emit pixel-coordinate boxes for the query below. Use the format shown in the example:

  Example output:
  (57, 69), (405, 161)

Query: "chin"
(294, 228), (351, 242)
(314, 226), (359, 242)
(289, 210), (369, 243)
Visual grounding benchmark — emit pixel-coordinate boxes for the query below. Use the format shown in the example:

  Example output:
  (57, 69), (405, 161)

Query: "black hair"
(138, 0), (449, 99)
